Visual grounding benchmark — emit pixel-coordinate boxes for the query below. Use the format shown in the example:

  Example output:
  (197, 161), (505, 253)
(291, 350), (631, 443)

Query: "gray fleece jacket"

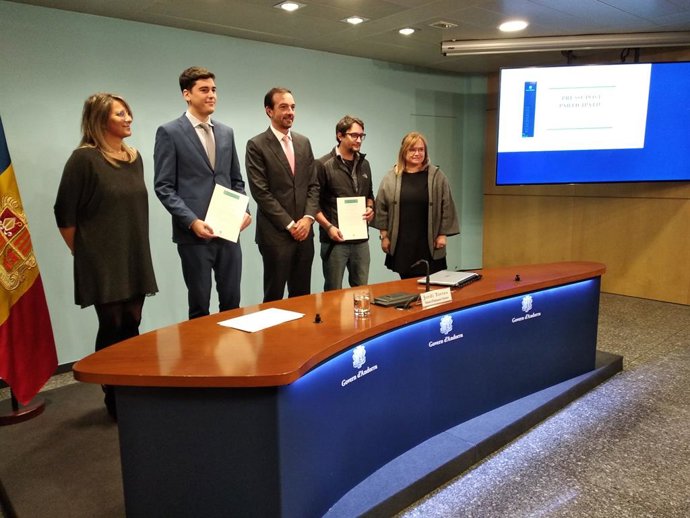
(373, 164), (459, 260)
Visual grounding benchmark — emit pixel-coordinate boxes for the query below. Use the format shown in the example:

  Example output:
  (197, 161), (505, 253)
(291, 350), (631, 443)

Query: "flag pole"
(0, 389), (45, 426)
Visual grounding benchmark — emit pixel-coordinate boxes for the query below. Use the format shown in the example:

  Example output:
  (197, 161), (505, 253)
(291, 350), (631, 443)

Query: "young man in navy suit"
(246, 87), (319, 302)
(154, 66), (251, 319)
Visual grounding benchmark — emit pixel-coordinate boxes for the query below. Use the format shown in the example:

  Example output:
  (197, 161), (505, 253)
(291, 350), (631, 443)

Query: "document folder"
(373, 292), (419, 308)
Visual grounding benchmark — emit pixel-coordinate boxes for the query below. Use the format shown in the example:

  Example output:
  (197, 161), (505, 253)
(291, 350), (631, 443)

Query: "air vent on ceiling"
(429, 21), (458, 30)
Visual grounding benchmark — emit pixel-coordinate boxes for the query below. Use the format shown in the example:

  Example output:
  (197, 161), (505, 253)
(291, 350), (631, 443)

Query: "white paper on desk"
(336, 196), (368, 240)
(218, 308), (305, 333)
(205, 184), (249, 243)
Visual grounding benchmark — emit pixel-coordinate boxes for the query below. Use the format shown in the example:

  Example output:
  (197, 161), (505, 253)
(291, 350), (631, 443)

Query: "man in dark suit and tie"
(154, 66), (250, 319)
(246, 87), (319, 302)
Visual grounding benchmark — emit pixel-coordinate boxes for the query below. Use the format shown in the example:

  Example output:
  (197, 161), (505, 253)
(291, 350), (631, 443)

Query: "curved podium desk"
(74, 261), (606, 517)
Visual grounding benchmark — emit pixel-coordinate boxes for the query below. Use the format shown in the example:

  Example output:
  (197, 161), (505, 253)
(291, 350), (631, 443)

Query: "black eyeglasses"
(345, 133), (366, 141)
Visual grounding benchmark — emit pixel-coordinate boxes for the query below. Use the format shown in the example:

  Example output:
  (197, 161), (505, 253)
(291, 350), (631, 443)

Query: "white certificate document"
(336, 196), (368, 240)
(205, 184), (249, 243)
(218, 308), (305, 333)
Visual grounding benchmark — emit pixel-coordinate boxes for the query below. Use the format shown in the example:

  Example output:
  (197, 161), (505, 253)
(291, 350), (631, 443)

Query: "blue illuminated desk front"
(74, 261), (605, 517)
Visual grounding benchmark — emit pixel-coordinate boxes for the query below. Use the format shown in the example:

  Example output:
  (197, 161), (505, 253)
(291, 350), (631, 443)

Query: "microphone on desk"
(410, 259), (430, 292)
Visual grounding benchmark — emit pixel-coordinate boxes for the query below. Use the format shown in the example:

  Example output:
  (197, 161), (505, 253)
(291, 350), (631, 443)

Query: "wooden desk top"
(73, 261), (605, 388)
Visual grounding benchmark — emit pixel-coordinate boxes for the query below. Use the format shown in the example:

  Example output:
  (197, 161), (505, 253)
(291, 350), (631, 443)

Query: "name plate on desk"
(420, 288), (452, 309)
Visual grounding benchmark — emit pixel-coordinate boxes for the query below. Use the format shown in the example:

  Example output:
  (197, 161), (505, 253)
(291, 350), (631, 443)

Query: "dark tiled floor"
(399, 293), (690, 517)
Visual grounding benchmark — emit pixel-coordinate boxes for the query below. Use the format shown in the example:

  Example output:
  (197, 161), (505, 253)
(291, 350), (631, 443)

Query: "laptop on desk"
(418, 270), (481, 288)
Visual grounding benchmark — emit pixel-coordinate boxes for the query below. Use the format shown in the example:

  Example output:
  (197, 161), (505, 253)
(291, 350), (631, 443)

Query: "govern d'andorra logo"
(341, 345), (378, 387)
(428, 314), (463, 348)
(512, 294), (542, 323)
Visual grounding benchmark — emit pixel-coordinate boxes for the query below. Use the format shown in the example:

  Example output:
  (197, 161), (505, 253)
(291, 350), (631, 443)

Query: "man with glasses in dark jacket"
(314, 115), (375, 291)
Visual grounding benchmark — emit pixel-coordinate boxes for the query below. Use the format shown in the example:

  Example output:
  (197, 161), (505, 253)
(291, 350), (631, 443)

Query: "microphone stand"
(410, 259), (430, 292)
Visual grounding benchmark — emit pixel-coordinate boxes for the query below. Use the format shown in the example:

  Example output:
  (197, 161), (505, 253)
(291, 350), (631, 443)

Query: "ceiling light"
(274, 1), (304, 12)
(399, 27), (416, 36)
(499, 20), (528, 32)
(442, 31), (690, 56)
(342, 16), (368, 25)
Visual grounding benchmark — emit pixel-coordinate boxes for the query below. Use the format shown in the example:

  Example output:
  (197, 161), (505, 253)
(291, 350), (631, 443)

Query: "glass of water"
(353, 290), (371, 318)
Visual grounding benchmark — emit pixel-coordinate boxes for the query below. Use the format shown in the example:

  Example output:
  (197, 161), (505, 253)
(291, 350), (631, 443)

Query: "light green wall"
(0, 0), (486, 364)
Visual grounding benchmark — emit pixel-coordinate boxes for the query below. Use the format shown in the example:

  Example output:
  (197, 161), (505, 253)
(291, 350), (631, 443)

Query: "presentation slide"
(498, 64), (652, 152)
(496, 62), (690, 184)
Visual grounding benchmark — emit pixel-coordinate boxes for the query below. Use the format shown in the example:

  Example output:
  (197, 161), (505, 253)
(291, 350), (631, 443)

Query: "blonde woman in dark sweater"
(54, 93), (158, 419)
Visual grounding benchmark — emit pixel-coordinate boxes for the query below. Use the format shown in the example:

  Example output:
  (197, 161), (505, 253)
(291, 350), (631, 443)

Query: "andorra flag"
(0, 117), (57, 405)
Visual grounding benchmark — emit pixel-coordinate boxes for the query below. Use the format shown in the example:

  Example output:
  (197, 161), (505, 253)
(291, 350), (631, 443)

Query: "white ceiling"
(9, 0), (690, 73)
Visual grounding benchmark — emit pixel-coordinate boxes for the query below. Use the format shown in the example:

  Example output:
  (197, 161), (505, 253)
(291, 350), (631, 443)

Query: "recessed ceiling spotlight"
(399, 27), (416, 36)
(342, 16), (368, 25)
(274, 1), (305, 12)
(499, 19), (528, 32)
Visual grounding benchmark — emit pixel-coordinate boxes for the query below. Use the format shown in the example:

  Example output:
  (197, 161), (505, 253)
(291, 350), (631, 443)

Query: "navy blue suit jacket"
(154, 114), (246, 244)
